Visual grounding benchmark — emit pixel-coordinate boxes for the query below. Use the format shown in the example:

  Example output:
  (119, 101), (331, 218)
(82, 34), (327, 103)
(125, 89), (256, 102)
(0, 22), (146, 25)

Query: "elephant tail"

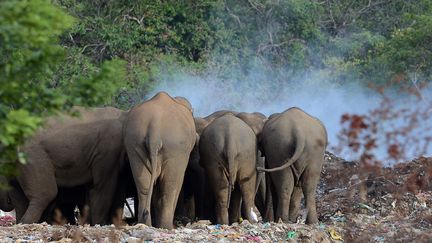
(226, 144), (237, 208)
(256, 128), (305, 173)
(144, 137), (162, 222)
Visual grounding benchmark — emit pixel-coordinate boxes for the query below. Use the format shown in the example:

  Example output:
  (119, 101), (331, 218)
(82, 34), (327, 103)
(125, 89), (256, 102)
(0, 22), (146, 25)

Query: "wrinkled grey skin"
(13, 106), (127, 225)
(258, 107), (327, 224)
(123, 92), (196, 229)
(199, 114), (258, 225)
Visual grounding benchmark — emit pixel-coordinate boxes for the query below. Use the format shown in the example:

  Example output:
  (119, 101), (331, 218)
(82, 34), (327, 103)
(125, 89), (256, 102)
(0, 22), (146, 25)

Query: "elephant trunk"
(257, 128), (305, 173)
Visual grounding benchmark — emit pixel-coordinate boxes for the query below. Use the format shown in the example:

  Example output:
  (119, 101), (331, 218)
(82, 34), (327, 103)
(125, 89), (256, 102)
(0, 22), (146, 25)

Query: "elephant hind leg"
(18, 156), (58, 224)
(272, 170), (294, 223)
(228, 184), (241, 224)
(89, 179), (118, 225)
(263, 173), (275, 222)
(8, 182), (28, 222)
(19, 181), (57, 224)
(301, 159), (323, 224)
(205, 163), (230, 225)
(289, 186), (302, 222)
(128, 150), (153, 226)
(238, 169), (257, 223)
(154, 156), (189, 229)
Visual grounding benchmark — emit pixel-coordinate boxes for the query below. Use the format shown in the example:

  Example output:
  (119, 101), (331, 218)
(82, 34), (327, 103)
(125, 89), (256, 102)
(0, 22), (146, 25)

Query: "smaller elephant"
(199, 114), (258, 225)
(258, 107), (327, 224)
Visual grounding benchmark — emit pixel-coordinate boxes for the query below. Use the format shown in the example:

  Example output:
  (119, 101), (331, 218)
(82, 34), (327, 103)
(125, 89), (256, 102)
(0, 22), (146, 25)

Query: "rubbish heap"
(0, 153), (430, 242)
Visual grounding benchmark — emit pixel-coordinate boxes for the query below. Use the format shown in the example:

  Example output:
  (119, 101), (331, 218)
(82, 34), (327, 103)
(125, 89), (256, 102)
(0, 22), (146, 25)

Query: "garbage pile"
(0, 153), (430, 242)
(318, 154), (432, 242)
(0, 221), (337, 242)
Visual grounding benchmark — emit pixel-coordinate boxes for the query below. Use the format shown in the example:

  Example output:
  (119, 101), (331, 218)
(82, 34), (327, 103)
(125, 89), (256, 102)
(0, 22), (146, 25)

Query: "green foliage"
(378, 14), (432, 80)
(1, 0), (431, 177)
(0, 0), (126, 177)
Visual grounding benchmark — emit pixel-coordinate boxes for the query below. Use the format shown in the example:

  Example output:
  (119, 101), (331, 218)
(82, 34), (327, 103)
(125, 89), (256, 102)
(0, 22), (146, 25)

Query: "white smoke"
(146, 63), (432, 165)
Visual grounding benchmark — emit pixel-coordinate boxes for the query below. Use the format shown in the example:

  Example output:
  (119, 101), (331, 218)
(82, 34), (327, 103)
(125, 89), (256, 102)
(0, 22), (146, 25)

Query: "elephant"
(176, 116), (220, 223)
(189, 111), (269, 222)
(199, 114), (258, 225)
(230, 112), (270, 221)
(257, 107), (327, 224)
(235, 112), (266, 136)
(194, 117), (210, 135)
(3, 182), (88, 225)
(123, 92), (196, 229)
(1, 175), (86, 225)
(203, 110), (238, 123)
(0, 176), (14, 213)
(49, 160), (136, 225)
(12, 106), (128, 225)
(174, 143), (206, 223)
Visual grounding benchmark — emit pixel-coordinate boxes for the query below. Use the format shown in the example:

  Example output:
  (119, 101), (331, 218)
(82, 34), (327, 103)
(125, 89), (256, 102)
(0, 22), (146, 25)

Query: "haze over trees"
(1, 0), (432, 176)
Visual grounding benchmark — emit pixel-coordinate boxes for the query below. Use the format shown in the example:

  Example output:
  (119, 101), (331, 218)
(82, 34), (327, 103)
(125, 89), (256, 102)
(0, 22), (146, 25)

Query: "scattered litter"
(330, 211), (346, 222)
(0, 215), (15, 226)
(372, 236), (385, 242)
(358, 203), (376, 213)
(0, 153), (431, 242)
(328, 228), (343, 241)
(286, 230), (297, 239)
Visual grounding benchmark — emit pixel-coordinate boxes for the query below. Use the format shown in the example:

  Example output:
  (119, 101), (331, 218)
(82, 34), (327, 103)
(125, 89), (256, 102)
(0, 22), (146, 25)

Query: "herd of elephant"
(0, 92), (327, 229)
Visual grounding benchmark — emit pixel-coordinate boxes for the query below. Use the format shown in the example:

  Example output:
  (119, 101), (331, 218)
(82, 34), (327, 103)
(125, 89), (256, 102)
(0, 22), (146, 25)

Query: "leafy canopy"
(0, 0), (126, 177)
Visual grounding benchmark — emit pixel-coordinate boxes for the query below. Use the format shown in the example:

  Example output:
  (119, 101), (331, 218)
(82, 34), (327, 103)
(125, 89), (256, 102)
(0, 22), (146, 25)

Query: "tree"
(0, 0), (126, 178)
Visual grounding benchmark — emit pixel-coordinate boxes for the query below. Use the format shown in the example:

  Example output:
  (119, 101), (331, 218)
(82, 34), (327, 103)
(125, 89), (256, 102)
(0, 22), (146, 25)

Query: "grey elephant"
(0, 176), (14, 213)
(123, 92), (196, 229)
(199, 114), (258, 225)
(193, 111), (269, 222)
(1, 182), (88, 225)
(258, 107), (327, 224)
(11, 106), (128, 225)
(203, 110), (238, 123)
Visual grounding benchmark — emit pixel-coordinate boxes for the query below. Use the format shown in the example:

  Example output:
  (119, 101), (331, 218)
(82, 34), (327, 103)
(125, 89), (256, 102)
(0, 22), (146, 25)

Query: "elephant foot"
(140, 210), (150, 224)
(248, 207), (258, 223)
(305, 217), (319, 225)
